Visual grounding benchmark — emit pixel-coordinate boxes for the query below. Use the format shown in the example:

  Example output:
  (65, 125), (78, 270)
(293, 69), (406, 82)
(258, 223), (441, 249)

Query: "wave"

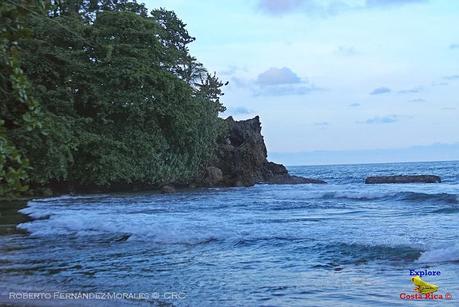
(320, 191), (390, 201)
(431, 207), (459, 214)
(313, 242), (423, 265)
(19, 206), (56, 219)
(17, 207), (229, 246)
(396, 192), (458, 204)
(233, 236), (306, 247)
(319, 191), (458, 204)
(29, 194), (110, 203)
(417, 244), (459, 263)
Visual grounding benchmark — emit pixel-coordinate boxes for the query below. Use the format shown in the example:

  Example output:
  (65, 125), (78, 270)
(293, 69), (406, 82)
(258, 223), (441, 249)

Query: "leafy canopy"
(1, 0), (226, 195)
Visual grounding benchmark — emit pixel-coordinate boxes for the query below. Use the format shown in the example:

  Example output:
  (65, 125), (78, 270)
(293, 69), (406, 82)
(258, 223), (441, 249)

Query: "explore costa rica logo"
(399, 269), (453, 301)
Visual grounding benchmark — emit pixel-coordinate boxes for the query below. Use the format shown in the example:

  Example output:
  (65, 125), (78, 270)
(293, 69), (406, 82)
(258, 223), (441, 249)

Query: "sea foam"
(417, 244), (459, 263)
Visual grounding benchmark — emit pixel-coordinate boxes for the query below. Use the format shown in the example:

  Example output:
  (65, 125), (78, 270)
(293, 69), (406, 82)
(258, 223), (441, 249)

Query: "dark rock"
(216, 116), (267, 186)
(263, 161), (288, 176)
(264, 174), (326, 184)
(160, 185), (176, 193)
(234, 180), (244, 187)
(209, 116), (326, 186)
(203, 166), (223, 186)
(261, 161), (326, 184)
(365, 175), (441, 184)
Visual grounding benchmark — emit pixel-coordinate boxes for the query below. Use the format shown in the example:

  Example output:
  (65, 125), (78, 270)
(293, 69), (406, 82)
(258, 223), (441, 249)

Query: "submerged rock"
(206, 116), (326, 186)
(365, 175), (441, 184)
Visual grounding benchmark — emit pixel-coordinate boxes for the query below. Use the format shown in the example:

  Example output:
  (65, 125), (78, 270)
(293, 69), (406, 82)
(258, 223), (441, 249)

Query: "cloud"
(398, 86), (423, 94)
(221, 65), (248, 76)
(229, 76), (251, 89)
(335, 46), (359, 56)
(450, 44), (459, 50)
(360, 115), (399, 124)
(256, 0), (348, 16)
(432, 81), (448, 87)
(253, 83), (322, 96)
(226, 106), (254, 115)
(443, 75), (459, 81)
(409, 98), (426, 102)
(257, 0), (305, 15)
(370, 87), (391, 95)
(349, 103), (361, 107)
(253, 67), (322, 96)
(221, 65), (238, 76)
(256, 67), (302, 86)
(366, 0), (428, 7)
(256, 0), (427, 16)
(230, 67), (322, 96)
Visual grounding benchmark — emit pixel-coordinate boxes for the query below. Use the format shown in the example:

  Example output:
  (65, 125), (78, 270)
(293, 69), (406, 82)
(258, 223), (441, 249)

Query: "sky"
(146, 0), (459, 165)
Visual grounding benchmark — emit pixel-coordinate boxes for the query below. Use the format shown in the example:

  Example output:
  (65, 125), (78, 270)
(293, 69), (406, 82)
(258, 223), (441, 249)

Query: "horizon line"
(284, 159), (459, 167)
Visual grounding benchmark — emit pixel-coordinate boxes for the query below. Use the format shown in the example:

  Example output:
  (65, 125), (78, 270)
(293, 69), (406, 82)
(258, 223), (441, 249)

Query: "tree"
(0, 0), (44, 196)
(1, 0), (227, 195)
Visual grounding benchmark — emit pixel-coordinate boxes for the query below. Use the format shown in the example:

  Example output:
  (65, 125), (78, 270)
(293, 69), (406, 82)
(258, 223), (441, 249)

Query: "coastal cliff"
(198, 116), (325, 188)
(26, 116), (325, 196)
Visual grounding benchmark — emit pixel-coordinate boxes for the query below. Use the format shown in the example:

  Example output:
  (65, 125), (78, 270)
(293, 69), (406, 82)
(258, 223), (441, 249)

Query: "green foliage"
(0, 125), (29, 195)
(0, 0), (44, 196)
(1, 0), (227, 194)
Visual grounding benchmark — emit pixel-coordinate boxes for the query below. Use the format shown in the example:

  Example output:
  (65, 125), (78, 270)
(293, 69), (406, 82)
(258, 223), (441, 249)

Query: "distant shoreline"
(269, 143), (459, 166)
(283, 159), (459, 167)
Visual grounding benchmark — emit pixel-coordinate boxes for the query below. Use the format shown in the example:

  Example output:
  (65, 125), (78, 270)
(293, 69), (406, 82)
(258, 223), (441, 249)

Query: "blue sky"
(146, 0), (459, 164)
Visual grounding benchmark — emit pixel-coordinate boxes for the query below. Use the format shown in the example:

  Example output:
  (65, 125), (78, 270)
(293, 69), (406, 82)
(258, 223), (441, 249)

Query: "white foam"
(18, 202), (231, 245)
(31, 194), (109, 201)
(417, 244), (459, 263)
(19, 206), (56, 219)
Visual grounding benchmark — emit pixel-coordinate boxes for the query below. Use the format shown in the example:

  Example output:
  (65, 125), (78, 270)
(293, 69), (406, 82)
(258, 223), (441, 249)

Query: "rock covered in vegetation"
(204, 116), (326, 187)
(1, 2), (226, 197)
(365, 175), (441, 184)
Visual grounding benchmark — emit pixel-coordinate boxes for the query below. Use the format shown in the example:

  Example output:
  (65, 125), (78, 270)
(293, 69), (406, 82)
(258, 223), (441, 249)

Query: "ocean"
(1, 161), (458, 306)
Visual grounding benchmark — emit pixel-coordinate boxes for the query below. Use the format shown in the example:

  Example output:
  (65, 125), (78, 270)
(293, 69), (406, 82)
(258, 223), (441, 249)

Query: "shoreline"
(0, 199), (30, 235)
(1, 116), (326, 199)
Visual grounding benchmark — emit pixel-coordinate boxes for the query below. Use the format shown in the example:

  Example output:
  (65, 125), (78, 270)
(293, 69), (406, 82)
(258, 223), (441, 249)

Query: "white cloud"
(360, 115), (399, 124)
(256, 67), (302, 86)
(256, 0), (428, 16)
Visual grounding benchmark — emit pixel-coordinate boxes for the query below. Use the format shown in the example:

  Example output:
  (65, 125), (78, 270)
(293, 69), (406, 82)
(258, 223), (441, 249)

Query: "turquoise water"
(1, 161), (458, 306)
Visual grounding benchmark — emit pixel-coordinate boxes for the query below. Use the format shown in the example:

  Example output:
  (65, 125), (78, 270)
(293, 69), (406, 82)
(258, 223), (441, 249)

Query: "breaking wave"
(417, 244), (459, 263)
(318, 191), (458, 204)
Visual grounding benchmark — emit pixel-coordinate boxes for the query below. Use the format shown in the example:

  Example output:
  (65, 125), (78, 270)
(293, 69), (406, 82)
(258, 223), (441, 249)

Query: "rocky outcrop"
(261, 162), (326, 184)
(160, 185), (176, 193)
(203, 116), (326, 187)
(365, 175), (441, 184)
(203, 166), (223, 186)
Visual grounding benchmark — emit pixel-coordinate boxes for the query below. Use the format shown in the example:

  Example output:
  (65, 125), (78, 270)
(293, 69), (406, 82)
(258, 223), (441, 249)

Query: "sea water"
(0, 161), (458, 306)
